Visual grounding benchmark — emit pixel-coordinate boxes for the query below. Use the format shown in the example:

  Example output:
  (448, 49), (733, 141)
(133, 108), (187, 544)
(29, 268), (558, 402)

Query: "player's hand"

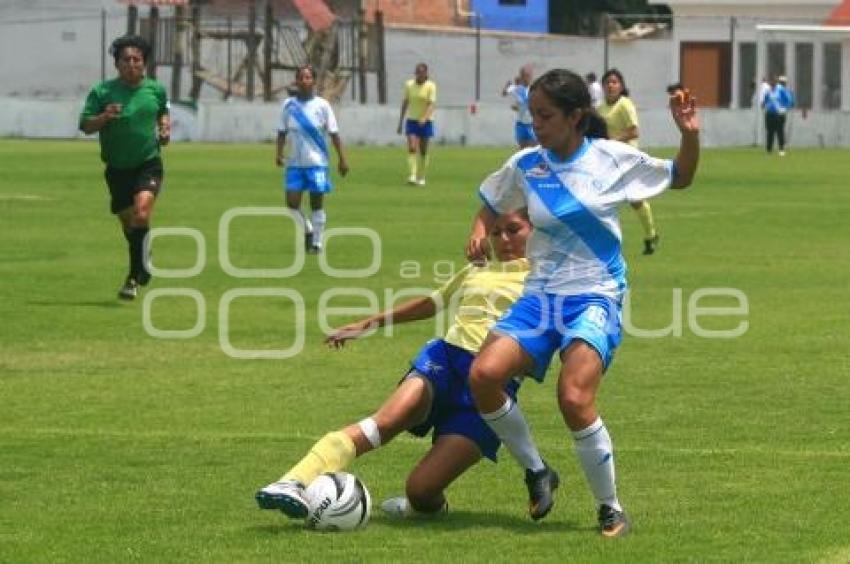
(417, 119), (427, 127)
(275, 154), (284, 167)
(396, 123), (403, 135)
(324, 321), (373, 349)
(669, 88), (699, 135)
(103, 103), (123, 120)
(338, 160), (349, 177)
(465, 235), (491, 266)
(158, 122), (171, 145)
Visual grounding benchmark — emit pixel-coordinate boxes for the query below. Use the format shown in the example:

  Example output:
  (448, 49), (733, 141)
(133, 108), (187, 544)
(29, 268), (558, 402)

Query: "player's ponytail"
(581, 110), (608, 139)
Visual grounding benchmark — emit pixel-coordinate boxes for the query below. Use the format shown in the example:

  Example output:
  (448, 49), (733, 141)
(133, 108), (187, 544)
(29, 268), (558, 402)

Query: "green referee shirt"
(79, 77), (169, 169)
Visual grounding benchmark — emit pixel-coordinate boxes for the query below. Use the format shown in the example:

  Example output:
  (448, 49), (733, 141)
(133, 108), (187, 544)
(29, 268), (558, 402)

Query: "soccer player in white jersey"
(502, 64), (536, 149)
(276, 65), (349, 254)
(465, 69), (700, 538)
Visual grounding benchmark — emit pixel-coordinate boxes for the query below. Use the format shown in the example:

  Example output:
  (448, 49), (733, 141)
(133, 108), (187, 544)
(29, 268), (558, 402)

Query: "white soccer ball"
(304, 472), (371, 531)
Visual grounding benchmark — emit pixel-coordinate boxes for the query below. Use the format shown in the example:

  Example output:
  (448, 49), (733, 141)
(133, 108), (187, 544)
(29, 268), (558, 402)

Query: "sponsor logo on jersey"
(524, 162), (550, 179)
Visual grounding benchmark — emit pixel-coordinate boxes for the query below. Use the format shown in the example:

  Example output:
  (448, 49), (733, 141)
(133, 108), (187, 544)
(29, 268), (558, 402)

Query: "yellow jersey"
(430, 258), (529, 353)
(403, 78), (437, 121)
(598, 95), (639, 147)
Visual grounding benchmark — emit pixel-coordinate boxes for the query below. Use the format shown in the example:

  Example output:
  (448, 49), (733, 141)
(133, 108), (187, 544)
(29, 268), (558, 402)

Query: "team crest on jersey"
(524, 162), (550, 179)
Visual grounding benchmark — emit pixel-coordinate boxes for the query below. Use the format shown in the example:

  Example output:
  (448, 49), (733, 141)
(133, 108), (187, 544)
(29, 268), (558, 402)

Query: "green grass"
(1, 139), (848, 563)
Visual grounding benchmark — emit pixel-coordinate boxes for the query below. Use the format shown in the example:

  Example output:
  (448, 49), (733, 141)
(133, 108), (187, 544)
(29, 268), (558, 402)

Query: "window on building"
(739, 42), (756, 108)
(767, 42), (786, 78)
(794, 43), (813, 110)
(823, 42), (842, 110)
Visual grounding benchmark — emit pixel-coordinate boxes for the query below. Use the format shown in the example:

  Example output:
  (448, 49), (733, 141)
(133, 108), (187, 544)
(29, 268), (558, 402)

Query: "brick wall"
(362, 0), (466, 26)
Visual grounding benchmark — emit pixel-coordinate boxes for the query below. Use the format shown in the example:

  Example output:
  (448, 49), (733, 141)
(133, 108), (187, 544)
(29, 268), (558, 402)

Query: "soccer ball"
(304, 472), (371, 531)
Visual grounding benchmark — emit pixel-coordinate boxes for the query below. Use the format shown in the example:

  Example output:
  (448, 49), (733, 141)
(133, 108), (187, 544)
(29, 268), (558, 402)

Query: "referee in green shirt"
(79, 35), (170, 300)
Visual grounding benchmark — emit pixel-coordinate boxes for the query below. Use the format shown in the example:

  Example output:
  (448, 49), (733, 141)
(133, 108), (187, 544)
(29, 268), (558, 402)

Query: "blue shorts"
(515, 122), (536, 145)
(406, 339), (520, 462)
(492, 293), (622, 381)
(404, 119), (434, 139)
(285, 166), (332, 194)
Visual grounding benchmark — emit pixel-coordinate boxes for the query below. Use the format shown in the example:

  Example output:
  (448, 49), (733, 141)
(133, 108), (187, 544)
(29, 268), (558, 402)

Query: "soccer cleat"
(304, 231), (314, 251)
(380, 496), (448, 518)
(416, 178), (426, 187)
(525, 463), (560, 521)
(643, 234), (660, 255)
(778, 150), (786, 157)
(136, 268), (151, 287)
(598, 504), (631, 538)
(407, 175), (417, 185)
(117, 277), (139, 300)
(255, 480), (308, 519)
(307, 244), (322, 255)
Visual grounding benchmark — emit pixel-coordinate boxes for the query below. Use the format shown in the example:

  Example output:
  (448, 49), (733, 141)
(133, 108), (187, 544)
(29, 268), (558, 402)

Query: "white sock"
(481, 397), (545, 472)
(311, 209), (326, 247)
(572, 417), (621, 511)
(357, 417), (381, 449)
(290, 208), (312, 235)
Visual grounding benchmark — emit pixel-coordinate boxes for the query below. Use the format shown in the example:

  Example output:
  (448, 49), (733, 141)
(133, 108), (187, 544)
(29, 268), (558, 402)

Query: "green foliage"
(1, 140), (849, 562)
(550, 0), (672, 36)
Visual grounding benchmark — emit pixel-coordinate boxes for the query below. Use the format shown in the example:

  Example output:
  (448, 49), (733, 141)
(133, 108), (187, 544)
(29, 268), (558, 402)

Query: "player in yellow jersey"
(598, 68), (660, 255)
(397, 62), (437, 186)
(255, 211), (553, 520)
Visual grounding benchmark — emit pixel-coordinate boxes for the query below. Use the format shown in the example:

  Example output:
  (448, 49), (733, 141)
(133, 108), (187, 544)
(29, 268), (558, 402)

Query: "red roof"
(826, 0), (850, 25)
(292, 0), (335, 32)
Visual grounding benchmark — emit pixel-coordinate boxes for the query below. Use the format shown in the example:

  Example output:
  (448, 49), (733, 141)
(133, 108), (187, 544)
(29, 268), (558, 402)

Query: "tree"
(549, 0), (671, 36)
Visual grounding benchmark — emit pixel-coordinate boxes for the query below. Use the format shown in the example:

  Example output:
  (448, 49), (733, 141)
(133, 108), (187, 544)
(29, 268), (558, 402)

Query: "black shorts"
(104, 157), (163, 214)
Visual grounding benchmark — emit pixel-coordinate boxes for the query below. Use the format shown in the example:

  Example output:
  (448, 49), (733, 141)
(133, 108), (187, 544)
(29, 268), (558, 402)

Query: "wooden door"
(680, 42), (731, 107)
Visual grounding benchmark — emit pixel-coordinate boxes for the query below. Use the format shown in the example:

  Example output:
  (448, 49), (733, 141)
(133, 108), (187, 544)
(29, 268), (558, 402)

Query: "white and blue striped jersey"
(277, 95), (339, 168)
(506, 84), (532, 125)
(479, 138), (674, 299)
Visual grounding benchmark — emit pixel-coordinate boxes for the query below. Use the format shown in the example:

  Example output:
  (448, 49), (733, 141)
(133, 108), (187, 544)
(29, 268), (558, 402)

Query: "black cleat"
(643, 234), (659, 255)
(304, 231), (314, 251)
(598, 504), (631, 538)
(117, 277), (139, 300)
(525, 463), (559, 521)
(136, 268), (151, 287)
(307, 244), (322, 255)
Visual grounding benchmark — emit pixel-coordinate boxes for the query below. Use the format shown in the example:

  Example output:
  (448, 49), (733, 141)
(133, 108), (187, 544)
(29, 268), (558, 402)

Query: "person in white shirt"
(502, 64), (536, 148)
(586, 72), (604, 108)
(465, 69), (700, 538)
(276, 65), (349, 254)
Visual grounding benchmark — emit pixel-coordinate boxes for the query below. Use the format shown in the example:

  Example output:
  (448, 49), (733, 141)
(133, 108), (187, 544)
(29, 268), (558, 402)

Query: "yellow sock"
(282, 431), (357, 486)
(417, 153), (430, 180)
(407, 154), (418, 179)
(634, 201), (657, 239)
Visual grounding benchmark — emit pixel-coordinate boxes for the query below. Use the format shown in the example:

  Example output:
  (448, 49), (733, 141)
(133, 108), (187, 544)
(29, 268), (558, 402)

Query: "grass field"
(1, 139), (849, 563)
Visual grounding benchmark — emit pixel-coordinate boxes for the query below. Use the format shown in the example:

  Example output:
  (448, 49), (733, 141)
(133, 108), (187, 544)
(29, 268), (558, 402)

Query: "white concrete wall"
(4, 97), (849, 148)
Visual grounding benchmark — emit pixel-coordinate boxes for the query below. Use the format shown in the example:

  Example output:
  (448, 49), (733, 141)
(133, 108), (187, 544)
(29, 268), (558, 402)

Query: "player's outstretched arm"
(669, 91), (700, 189)
(325, 296), (437, 349)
